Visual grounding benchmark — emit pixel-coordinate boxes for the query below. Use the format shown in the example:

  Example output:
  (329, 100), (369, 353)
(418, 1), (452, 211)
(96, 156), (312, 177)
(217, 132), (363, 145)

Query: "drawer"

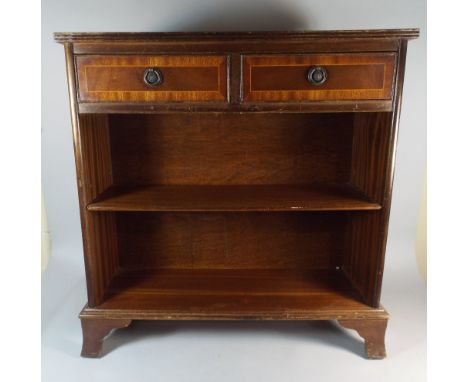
(242, 53), (396, 102)
(76, 55), (228, 102)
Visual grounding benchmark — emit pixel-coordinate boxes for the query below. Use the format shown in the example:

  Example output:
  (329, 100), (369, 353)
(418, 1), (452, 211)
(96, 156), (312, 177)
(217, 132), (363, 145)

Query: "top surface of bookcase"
(54, 29), (419, 43)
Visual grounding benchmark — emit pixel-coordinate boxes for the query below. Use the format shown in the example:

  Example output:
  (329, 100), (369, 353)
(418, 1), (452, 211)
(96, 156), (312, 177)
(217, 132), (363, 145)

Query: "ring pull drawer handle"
(307, 67), (327, 86)
(143, 68), (164, 86)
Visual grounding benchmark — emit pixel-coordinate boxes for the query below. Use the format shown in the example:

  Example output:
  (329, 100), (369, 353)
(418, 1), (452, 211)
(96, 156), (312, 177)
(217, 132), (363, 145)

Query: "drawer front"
(76, 55), (228, 102)
(242, 53), (396, 102)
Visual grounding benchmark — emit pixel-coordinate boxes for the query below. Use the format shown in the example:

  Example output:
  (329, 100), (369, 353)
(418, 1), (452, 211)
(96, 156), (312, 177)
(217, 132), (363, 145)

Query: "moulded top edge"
(54, 29), (420, 43)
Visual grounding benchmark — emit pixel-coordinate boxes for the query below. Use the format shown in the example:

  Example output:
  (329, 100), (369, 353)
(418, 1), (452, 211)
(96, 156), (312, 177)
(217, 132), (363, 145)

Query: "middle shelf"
(87, 184), (381, 212)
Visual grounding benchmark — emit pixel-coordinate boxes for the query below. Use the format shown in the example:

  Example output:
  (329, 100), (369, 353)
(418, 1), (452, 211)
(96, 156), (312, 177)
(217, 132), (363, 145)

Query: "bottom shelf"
(83, 269), (387, 320)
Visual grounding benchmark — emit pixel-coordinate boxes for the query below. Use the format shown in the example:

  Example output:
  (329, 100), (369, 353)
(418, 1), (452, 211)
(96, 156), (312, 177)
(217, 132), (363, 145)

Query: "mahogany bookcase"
(55, 29), (419, 358)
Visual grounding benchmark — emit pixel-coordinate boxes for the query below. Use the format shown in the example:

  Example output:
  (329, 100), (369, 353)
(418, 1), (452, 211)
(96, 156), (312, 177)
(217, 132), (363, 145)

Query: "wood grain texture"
(87, 184), (381, 212)
(77, 114), (120, 307)
(108, 113), (353, 186)
(79, 100), (394, 114)
(79, 269), (388, 320)
(229, 53), (242, 104)
(55, 29), (420, 43)
(338, 319), (388, 359)
(80, 318), (132, 358)
(342, 113), (393, 305)
(56, 31), (417, 358)
(243, 54), (396, 102)
(343, 211), (382, 303)
(71, 40), (401, 56)
(64, 43), (119, 307)
(342, 114), (393, 306)
(81, 302), (388, 321)
(115, 212), (346, 270)
(350, 113), (393, 201)
(369, 41), (409, 305)
(76, 55), (228, 102)
(78, 114), (113, 200)
(343, 42), (409, 307)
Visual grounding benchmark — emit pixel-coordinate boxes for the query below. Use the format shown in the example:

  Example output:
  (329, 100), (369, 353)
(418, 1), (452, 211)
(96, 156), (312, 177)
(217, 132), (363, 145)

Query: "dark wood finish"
(87, 185), (380, 212)
(76, 55), (228, 103)
(80, 318), (132, 357)
(342, 113), (393, 305)
(243, 54), (396, 102)
(64, 47), (119, 307)
(57, 30), (417, 358)
(71, 39), (402, 56)
(54, 30), (418, 56)
(76, 114), (119, 307)
(79, 100), (394, 114)
(80, 269), (389, 320)
(115, 212), (346, 270)
(343, 42), (409, 307)
(56, 30), (419, 113)
(350, 113), (393, 202)
(107, 113), (353, 186)
(54, 29), (420, 43)
(229, 53), (242, 104)
(338, 319), (388, 359)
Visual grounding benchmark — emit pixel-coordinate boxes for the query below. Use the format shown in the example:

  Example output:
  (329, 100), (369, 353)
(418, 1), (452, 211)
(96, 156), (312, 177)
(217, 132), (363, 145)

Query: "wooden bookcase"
(55, 29), (419, 358)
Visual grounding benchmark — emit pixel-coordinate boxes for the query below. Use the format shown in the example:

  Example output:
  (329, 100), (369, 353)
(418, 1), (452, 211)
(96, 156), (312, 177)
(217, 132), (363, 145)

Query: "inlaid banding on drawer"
(242, 53), (396, 102)
(76, 55), (228, 102)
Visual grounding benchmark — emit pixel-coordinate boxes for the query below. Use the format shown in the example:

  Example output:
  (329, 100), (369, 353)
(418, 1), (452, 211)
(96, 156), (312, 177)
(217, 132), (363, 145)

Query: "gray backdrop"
(42, 1), (426, 381)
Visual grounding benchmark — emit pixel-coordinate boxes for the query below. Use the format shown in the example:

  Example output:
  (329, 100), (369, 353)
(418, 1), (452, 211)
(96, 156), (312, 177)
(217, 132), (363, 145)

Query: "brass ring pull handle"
(307, 67), (327, 86)
(143, 68), (163, 86)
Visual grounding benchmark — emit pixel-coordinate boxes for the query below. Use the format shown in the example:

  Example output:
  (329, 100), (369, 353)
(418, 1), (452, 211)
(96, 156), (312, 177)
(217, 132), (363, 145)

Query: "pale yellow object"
(42, 191), (51, 273)
(416, 172), (427, 282)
